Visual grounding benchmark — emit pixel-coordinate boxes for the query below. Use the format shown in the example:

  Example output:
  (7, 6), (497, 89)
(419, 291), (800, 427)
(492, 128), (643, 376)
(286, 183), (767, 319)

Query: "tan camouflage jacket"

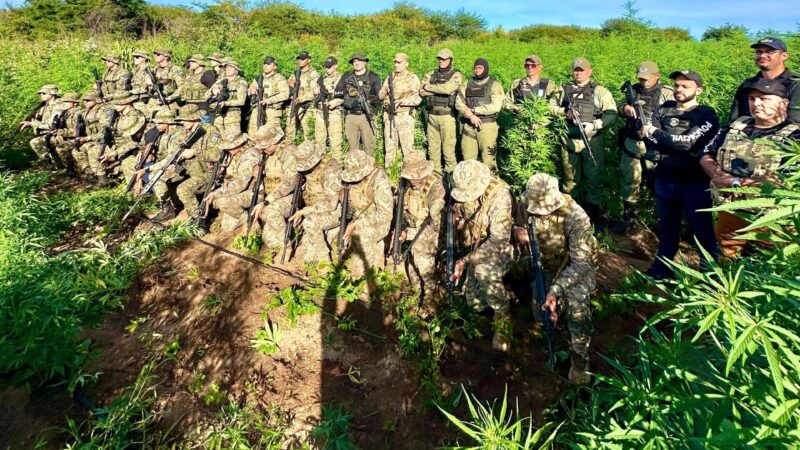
(345, 168), (393, 240)
(455, 78), (505, 117)
(263, 143), (296, 197)
(208, 75), (249, 109)
(109, 106), (146, 158)
(270, 155), (342, 215)
(514, 195), (597, 295)
(457, 177), (513, 265)
(249, 72), (291, 109)
(318, 72), (344, 110)
(505, 77), (560, 114)
(289, 67), (320, 105)
(403, 173), (446, 241)
(151, 123), (222, 175)
(30, 99), (62, 134)
(102, 65), (132, 98)
(83, 104), (116, 142)
(379, 70), (422, 113)
(130, 65), (150, 98)
(217, 143), (262, 196)
(170, 70), (209, 103)
(53, 105), (83, 141)
(154, 63), (185, 97)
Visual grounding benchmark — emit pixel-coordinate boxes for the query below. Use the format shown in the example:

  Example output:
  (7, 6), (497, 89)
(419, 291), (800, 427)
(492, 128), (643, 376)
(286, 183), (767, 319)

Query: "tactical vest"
(404, 173), (443, 228)
(349, 169), (380, 215)
(623, 83), (668, 139)
(464, 177), (509, 246)
(514, 78), (550, 103)
(533, 197), (572, 271)
(344, 72), (376, 113)
(155, 64), (179, 96)
(465, 77), (497, 122)
(84, 105), (109, 135)
(717, 117), (798, 177)
(264, 144), (293, 193)
(302, 155), (331, 206)
(562, 82), (600, 123)
(182, 72), (209, 102)
(658, 102), (692, 137)
(427, 68), (459, 113)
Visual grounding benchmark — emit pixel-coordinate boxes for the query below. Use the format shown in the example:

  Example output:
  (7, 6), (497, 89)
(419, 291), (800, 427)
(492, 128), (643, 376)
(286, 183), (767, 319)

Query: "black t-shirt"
(645, 101), (720, 184)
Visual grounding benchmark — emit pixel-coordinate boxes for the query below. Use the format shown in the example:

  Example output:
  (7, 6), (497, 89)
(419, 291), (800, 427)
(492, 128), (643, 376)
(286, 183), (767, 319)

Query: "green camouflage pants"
(301, 210), (339, 264)
(315, 109), (344, 160)
(383, 112), (423, 168)
(620, 137), (654, 204)
(465, 243), (513, 314)
(426, 114), (457, 173)
(561, 134), (605, 206)
(247, 108), (283, 136)
(286, 104), (314, 141)
(213, 110), (243, 134)
(461, 121), (499, 173)
(212, 190), (251, 227)
(406, 226), (441, 301)
(260, 195), (293, 249)
(29, 136), (49, 160)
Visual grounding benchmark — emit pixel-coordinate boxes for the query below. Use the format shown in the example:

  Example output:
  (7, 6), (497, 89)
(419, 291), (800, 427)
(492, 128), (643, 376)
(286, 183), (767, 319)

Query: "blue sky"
(6, 0), (799, 37)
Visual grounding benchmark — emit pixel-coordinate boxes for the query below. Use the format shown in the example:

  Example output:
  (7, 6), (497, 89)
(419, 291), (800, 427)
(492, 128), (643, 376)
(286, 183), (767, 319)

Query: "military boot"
(491, 312), (513, 352)
(152, 199), (177, 223)
(568, 355), (591, 385)
(95, 175), (112, 187)
(586, 203), (606, 231)
(610, 202), (636, 234)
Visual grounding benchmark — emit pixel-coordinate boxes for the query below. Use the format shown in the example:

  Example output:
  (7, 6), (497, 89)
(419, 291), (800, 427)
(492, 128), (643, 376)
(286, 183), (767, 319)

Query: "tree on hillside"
(702, 23), (749, 41)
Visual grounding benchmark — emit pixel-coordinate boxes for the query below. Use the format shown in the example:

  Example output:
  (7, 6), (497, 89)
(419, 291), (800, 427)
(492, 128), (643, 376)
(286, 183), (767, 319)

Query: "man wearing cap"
(421, 48), (463, 174)
(204, 130), (270, 231)
(259, 140), (341, 258)
(334, 52), (382, 154)
(701, 78), (800, 257)
(286, 51), (320, 140)
(208, 53), (225, 78)
(150, 49), (184, 102)
(131, 108), (180, 204)
(613, 61), (674, 233)
(169, 54), (217, 111)
(554, 57), (618, 226)
(129, 49), (152, 114)
(92, 93), (147, 184)
(100, 54), (132, 99)
(74, 89), (116, 177)
(207, 59), (249, 134)
(455, 58), (505, 172)
(506, 55), (559, 113)
(640, 70), (720, 279)
(313, 56), (345, 159)
(397, 157), (446, 311)
(20, 84), (61, 165)
(449, 160), (514, 352)
(336, 148), (393, 283)
(148, 104), (223, 221)
(513, 173), (597, 384)
(247, 56), (290, 135)
(379, 52), (423, 168)
(47, 92), (83, 175)
(730, 36), (800, 123)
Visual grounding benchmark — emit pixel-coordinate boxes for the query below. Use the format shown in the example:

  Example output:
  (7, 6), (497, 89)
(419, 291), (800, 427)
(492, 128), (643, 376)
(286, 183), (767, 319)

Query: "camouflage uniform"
(50, 93), (83, 172)
(247, 69), (290, 135)
(515, 173), (597, 383)
(399, 158), (446, 301)
(451, 160), (514, 351)
(421, 49), (463, 173)
(100, 55), (132, 99)
(379, 53), (423, 167)
(208, 60), (249, 134)
(73, 90), (115, 175)
(505, 55), (560, 114)
(210, 133), (262, 228)
(129, 50), (152, 114)
(256, 134), (298, 249)
(455, 62), (505, 172)
(553, 58), (618, 213)
(147, 51), (184, 115)
(315, 62), (345, 159)
(169, 54), (217, 110)
(294, 154), (345, 265)
(286, 65), (320, 140)
(28, 85), (62, 161)
(87, 95), (146, 180)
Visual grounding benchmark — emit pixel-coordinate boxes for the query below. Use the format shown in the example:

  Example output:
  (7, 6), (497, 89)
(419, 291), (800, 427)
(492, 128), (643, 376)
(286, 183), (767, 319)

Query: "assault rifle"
(390, 178), (406, 265)
(254, 75), (265, 128)
(444, 175), (456, 302)
(387, 73), (397, 138)
(43, 109), (67, 169)
(74, 114), (86, 140)
(122, 126), (207, 221)
(621, 80), (646, 132)
(280, 173), (305, 264)
(336, 183), (351, 260)
(347, 75), (375, 134)
(243, 151), (268, 247)
(97, 109), (120, 164)
(526, 217), (555, 367)
(211, 79), (229, 119)
(145, 67), (168, 105)
(563, 91), (597, 165)
(196, 148), (229, 229)
(126, 129), (163, 193)
(92, 68), (105, 102)
(289, 69), (302, 131)
(315, 77), (330, 134)
(14, 101), (46, 137)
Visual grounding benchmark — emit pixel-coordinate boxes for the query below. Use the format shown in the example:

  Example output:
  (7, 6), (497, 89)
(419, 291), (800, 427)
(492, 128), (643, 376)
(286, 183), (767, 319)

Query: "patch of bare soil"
(1, 227), (662, 450)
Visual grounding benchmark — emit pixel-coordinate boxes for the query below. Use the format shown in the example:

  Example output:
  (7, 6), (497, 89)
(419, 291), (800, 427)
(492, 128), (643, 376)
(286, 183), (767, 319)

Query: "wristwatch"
(732, 176), (742, 188)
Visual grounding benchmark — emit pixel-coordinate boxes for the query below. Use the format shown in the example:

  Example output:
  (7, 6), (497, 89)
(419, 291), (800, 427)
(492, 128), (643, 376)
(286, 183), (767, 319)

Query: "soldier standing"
(455, 58), (505, 172)
(420, 49), (463, 174)
(449, 160), (514, 352)
(286, 51), (320, 140)
(100, 54), (131, 99)
(313, 56), (345, 159)
(207, 59), (249, 134)
(93, 93), (147, 184)
(730, 37), (799, 123)
(506, 55), (559, 113)
(247, 56), (290, 135)
(397, 158), (446, 311)
(379, 52), (423, 167)
(169, 54), (217, 111)
(513, 173), (597, 384)
(335, 52), (382, 154)
(20, 84), (61, 166)
(701, 78), (800, 257)
(640, 70), (720, 279)
(554, 57), (618, 226)
(613, 61), (674, 233)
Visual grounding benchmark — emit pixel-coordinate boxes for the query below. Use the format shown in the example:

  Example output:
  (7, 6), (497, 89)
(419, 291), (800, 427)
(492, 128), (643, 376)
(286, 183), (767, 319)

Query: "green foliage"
(311, 405), (357, 450)
(187, 402), (289, 449)
(187, 371), (206, 395)
(438, 385), (560, 450)
(203, 383), (227, 407)
(161, 338), (181, 360)
(702, 23), (750, 42)
(231, 232), (262, 257)
(251, 318), (282, 355)
(201, 294), (224, 316)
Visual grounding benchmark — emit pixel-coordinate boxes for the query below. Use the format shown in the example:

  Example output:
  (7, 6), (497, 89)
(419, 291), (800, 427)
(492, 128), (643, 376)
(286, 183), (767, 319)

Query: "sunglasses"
(394, 61), (403, 64)
(524, 63), (539, 68)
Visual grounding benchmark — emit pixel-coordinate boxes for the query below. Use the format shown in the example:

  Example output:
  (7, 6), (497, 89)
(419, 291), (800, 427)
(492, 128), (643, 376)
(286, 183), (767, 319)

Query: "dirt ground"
(1, 222), (678, 449)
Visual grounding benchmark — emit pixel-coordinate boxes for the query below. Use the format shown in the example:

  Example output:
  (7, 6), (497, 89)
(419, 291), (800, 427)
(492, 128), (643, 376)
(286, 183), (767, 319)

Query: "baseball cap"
(525, 55), (542, 65)
(296, 51), (310, 60)
(669, 70), (704, 87)
(572, 57), (591, 70)
(750, 36), (788, 51)
(742, 77), (788, 98)
(263, 56), (276, 65)
(324, 56), (338, 68)
(637, 61), (659, 79)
